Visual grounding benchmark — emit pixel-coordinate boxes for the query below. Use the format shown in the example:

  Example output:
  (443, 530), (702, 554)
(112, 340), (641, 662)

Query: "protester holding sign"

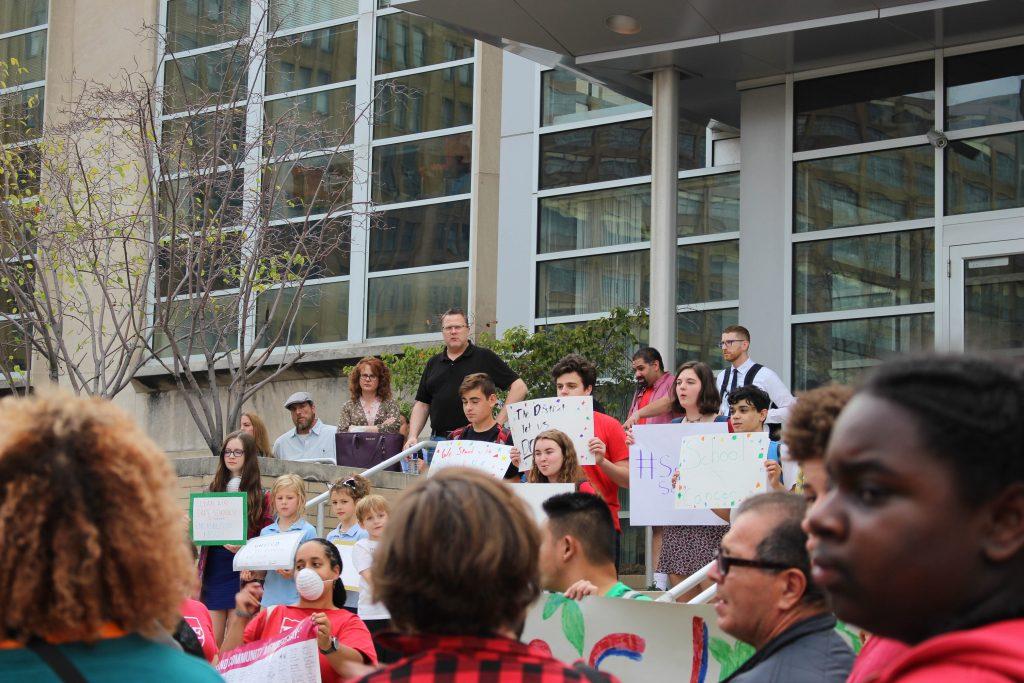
(198, 430), (273, 644)
(258, 474), (318, 607)
(223, 539), (378, 683)
(446, 373), (520, 481)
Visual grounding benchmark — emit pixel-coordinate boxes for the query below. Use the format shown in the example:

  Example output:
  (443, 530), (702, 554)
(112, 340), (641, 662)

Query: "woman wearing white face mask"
(221, 539), (378, 682)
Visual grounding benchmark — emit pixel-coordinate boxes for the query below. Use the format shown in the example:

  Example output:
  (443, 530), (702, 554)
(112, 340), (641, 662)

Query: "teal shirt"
(0, 634), (222, 682)
(605, 581), (653, 601)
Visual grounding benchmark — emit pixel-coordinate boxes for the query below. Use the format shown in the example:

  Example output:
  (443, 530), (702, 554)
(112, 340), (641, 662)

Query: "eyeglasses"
(718, 339), (745, 348)
(359, 374), (378, 380)
(442, 324), (467, 332)
(223, 449), (245, 457)
(714, 548), (792, 576)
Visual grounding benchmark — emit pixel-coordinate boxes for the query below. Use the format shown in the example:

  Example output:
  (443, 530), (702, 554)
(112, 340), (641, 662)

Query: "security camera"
(926, 129), (948, 149)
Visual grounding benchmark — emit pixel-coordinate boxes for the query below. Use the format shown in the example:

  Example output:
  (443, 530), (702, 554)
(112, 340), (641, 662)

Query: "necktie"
(730, 368), (739, 394)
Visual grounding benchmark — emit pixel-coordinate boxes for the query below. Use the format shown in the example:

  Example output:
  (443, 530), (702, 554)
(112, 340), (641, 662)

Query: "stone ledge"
(172, 456), (416, 491)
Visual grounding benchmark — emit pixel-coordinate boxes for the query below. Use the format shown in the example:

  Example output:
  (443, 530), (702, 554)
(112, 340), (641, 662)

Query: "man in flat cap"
(272, 391), (338, 462)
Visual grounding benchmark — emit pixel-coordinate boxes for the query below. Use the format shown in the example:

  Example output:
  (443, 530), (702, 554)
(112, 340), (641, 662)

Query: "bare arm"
(624, 395), (675, 428)
(497, 378), (528, 426)
(404, 401), (430, 449)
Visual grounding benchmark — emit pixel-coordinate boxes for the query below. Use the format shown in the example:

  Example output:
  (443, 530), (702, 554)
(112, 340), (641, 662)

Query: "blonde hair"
(270, 473), (308, 513)
(527, 429), (586, 484)
(355, 494), (389, 523)
(0, 390), (193, 643)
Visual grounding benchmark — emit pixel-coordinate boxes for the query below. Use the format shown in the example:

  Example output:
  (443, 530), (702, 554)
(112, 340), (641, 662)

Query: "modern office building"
(3, 0), (1022, 448)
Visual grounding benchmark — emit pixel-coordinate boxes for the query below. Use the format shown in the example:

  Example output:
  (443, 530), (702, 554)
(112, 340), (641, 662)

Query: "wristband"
(234, 608), (255, 619)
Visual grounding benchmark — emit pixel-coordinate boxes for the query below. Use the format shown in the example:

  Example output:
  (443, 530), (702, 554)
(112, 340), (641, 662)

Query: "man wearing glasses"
(405, 308), (528, 451)
(716, 325), (795, 430)
(709, 492), (853, 683)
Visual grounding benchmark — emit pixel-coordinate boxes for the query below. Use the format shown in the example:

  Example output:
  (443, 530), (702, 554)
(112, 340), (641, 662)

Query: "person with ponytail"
(222, 539), (378, 682)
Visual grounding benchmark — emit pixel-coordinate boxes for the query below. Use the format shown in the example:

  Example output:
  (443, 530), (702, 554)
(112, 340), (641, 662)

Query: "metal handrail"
(655, 560), (715, 603)
(689, 583), (717, 604)
(305, 440), (437, 535)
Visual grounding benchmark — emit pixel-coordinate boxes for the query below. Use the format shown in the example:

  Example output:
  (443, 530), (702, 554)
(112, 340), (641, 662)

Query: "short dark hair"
(459, 372), (496, 398)
(860, 354), (1024, 508)
(542, 492), (616, 566)
(440, 308), (468, 326)
(734, 493), (827, 606)
(632, 347), (664, 370)
(723, 325), (750, 342)
(373, 468), (540, 635)
(551, 354), (597, 390)
(783, 384), (854, 463)
(728, 384), (771, 412)
(669, 361), (722, 415)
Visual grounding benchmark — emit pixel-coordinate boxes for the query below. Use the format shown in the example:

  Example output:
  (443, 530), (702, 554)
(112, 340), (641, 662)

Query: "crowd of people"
(0, 306), (1021, 682)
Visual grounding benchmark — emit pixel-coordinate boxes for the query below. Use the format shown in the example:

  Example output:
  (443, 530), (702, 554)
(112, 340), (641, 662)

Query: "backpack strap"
(743, 363), (763, 386)
(26, 640), (88, 683)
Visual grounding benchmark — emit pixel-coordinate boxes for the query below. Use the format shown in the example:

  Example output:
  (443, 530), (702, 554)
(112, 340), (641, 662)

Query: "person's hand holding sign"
(510, 446), (521, 469)
(563, 579), (600, 600)
(312, 612), (333, 651)
(765, 460), (784, 491)
(588, 437), (607, 465)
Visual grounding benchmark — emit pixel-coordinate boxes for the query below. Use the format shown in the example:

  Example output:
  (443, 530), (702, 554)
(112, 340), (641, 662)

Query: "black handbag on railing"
(335, 432), (404, 472)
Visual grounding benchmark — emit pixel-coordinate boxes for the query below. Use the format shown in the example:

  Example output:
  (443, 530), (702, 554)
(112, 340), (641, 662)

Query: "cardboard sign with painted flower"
(674, 432), (772, 509)
(508, 396), (594, 471)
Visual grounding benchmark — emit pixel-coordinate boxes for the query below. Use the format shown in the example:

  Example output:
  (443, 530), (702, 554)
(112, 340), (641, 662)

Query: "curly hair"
(550, 354), (597, 390)
(348, 356), (392, 403)
(527, 429), (586, 485)
(373, 468), (540, 635)
(782, 383), (855, 463)
(0, 390), (193, 643)
(330, 473), (372, 502)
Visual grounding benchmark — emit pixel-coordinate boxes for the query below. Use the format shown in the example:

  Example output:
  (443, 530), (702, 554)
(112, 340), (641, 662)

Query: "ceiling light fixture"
(605, 14), (641, 35)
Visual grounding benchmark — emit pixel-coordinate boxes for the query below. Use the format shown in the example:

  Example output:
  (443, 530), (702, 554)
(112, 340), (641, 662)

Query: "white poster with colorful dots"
(507, 396), (595, 471)
(674, 432), (772, 509)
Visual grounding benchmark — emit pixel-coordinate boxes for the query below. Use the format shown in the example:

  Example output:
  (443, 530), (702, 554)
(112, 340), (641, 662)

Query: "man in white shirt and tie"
(716, 325), (796, 428)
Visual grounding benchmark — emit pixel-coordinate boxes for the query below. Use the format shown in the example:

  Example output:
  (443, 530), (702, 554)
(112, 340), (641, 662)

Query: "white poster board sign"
(675, 432), (771, 509)
(427, 440), (513, 479)
(508, 397), (595, 471)
(511, 483), (576, 526)
(233, 532), (304, 571)
(190, 492), (247, 546)
(628, 424), (729, 526)
(332, 540), (361, 592)
(522, 594), (751, 683)
(218, 617), (321, 682)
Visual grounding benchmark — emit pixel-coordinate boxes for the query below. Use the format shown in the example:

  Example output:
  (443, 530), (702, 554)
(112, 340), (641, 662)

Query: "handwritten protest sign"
(508, 397), (594, 471)
(233, 533), (304, 571)
(628, 424), (729, 526)
(190, 492), (247, 546)
(218, 616), (321, 682)
(522, 594), (750, 682)
(427, 440), (513, 479)
(675, 432), (771, 509)
(332, 540), (361, 593)
(511, 483), (576, 525)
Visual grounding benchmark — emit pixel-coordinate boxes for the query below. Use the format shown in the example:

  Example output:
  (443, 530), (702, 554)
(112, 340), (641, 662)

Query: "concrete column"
(649, 68), (679, 367)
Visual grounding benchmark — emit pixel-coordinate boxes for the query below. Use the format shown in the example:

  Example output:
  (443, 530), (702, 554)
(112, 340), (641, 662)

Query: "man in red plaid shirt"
(345, 468), (619, 683)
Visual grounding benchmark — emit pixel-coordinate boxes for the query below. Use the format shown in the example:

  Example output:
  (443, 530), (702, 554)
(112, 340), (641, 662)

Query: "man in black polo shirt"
(404, 308), (527, 451)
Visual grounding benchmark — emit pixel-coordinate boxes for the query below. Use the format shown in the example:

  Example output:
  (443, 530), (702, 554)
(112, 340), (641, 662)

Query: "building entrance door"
(949, 238), (1024, 355)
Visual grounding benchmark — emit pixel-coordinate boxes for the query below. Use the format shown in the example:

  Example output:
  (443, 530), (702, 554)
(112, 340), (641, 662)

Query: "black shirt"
(415, 342), (519, 436)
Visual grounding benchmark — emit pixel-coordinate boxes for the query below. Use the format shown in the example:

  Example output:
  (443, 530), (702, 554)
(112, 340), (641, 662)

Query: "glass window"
(0, 29), (47, 83)
(270, 0), (359, 32)
(0, 260), (32, 317)
(166, 0), (249, 53)
(156, 230), (245, 298)
(369, 200), (469, 272)
(946, 131), (1024, 215)
(260, 217), (351, 279)
(161, 107), (246, 172)
(794, 61), (934, 152)
(265, 23), (357, 95)
(794, 229), (934, 314)
(374, 65), (473, 139)
(678, 120), (707, 172)
(375, 14), (473, 75)
(0, 321), (28, 374)
(794, 145), (934, 232)
(152, 295), (239, 357)
(677, 240), (739, 305)
(677, 308), (738, 366)
(677, 172), (740, 237)
(538, 184), (650, 254)
(536, 250), (649, 318)
(792, 313), (934, 390)
(4, 144), (40, 197)
(263, 153), (353, 220)
(539, 119), (652, 190)
(540, 69), (647, 127)
(159, 171), (244, 233)
(0, 86), (43, 145)
(0, 1), (47, 35)
(964, 252), (1024, 354)
(264, 86), (355, 156)
(366, 267), (468, 337)
(257, 280), (349, 347)
(162, 48), (247, 113)
(372, 132), (471, 204)
(946, 45), (1024, 131)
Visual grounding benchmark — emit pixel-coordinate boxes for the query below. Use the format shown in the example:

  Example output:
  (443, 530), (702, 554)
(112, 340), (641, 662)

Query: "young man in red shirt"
(549, 354), (630, 562)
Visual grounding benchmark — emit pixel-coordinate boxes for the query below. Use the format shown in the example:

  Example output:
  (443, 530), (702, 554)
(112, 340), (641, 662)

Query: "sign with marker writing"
(508, 396), (594, 472)
(217, 616), (321, 682)
(190, 492), (248, 546)
(628, 423), (729, 526)
(233, 533), (304, 571)
(675, 432), (771, 509)
(427, 440), (514, 479)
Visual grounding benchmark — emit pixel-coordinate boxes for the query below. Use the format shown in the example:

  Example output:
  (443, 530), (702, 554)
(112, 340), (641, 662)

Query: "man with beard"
(273, 391), (339, 461)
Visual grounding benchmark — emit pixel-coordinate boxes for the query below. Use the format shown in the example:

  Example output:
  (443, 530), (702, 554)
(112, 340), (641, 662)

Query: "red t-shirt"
(582, 411), (629, 531)
(243, 605), (378, 682)
(180, 598), (218, 663)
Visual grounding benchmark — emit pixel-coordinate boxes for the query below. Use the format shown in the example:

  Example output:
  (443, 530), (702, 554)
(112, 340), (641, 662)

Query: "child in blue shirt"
(326, 475), (371, 612)
(258, 473), (317, 607)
